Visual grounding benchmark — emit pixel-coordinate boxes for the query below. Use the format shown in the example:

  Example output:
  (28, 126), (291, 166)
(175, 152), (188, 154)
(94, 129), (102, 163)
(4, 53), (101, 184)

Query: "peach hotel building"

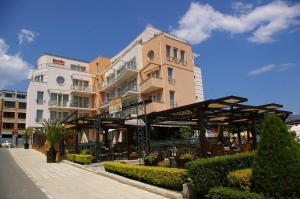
(26, 26), (204, 132)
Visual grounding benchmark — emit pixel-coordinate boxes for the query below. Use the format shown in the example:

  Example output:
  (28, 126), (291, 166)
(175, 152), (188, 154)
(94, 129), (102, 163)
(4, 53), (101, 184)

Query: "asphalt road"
(0, 148), (47, 199)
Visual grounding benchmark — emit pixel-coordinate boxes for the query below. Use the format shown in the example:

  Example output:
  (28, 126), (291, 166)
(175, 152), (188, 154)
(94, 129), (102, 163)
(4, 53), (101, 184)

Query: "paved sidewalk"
(9, 148), (167, 199)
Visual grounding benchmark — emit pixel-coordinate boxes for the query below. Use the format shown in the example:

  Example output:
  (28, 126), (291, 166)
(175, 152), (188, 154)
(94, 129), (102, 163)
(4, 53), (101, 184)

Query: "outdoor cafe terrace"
(47, 95), (291, 162)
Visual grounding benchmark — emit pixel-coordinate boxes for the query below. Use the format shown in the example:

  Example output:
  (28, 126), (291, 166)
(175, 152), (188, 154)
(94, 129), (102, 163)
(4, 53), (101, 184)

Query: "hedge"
(66, 153), (92, 164)
(186, 152), (255, 196)
(227, 168), (252, 192)
(207, 187), (264, 199)
(103, 162), (187, 190)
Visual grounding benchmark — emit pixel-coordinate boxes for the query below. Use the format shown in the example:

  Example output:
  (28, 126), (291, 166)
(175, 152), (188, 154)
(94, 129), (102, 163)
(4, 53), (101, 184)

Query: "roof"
(286, 115), (300, 123)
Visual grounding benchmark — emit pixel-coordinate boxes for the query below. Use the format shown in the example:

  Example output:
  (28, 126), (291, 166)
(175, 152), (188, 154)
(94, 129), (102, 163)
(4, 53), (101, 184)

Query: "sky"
(0, 0), (299, 113)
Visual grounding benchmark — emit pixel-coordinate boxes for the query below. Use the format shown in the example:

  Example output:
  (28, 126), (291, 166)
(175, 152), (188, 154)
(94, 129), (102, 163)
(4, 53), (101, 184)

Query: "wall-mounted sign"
(53, 59), (65, 65)
(109, 98), (122, 114)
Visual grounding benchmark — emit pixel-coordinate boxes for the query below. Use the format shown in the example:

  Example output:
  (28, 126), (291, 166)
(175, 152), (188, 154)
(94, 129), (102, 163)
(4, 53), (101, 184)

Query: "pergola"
(144, 96), (291, 157)
(62, 96), (291, 160)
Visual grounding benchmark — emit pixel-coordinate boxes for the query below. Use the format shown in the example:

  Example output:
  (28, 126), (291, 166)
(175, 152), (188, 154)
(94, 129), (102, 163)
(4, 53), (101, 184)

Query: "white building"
(26, 53), (95, 128)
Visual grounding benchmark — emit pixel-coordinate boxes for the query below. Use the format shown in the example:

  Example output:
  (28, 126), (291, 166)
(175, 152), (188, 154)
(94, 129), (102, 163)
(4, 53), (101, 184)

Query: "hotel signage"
(109, 98), (122, 114)
(53, 59), (65, 65)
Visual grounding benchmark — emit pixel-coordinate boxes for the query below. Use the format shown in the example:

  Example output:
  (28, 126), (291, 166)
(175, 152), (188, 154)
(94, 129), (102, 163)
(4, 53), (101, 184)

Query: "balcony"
(140, 77), (163, 94)
(101, 65), (138, 92)
(48, 101), (94, 111)
(146, 101), (166, 113)
(70, 85), (95, 95)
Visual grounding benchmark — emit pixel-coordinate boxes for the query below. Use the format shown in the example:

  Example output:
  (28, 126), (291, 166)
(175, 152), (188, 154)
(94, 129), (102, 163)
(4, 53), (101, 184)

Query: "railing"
(170, 102), (177, 109)
(70, 85), (93, 92)
(70, 103), (92, 109)
(102, 64), (137, 90)
(48, 101), (68, 107)
(168, 78), (175, 85)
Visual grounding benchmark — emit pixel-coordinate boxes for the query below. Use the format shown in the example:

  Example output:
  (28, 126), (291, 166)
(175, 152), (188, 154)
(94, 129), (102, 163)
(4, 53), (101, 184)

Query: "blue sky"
(0, 0), (299, 113)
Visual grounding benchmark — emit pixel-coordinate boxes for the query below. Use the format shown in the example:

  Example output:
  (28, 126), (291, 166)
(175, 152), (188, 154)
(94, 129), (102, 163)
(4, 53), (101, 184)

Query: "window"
(127, 57), (136, 70)
(3, 112), (15, 118)
(73, 79), (89, 91)
(17, 123), (25, 129)
(72, 96), (90, 108)
(56, 76), (65, 85)
(96, 62), (99, 74)
(36, 91), (44, 105)
(173, 48), (178, 62)
(151, 92), (161, 102)
(50, 93), (69, 107)
(17, 94), (26, 99)
(50, 111), (69, 121)
(166, 45), (171, 61)
(180, 50), (186, 64)
(4, 101), (15, 108)
(147, 50), (155, 61)
(147, 70), (160, 79)
(3, 123), (14, 129)
(36, 110), (43, 123)
(19, 102), (26, 109)
(18, 113), (26, 119)
(169, 91), (176, 108)
(167, 67), (175, 84)
(4, 93), (13, 98)
(34, 75), (44, 82)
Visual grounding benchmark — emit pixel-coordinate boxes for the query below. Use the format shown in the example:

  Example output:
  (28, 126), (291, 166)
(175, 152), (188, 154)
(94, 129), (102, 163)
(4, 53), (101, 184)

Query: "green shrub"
(66, 153), (75, 162)
(157, 160), (170, 167)
(80, 150), (91, 155)
(179, 153), (193, 160)
(143, 155), (158, 166)
(186, 152), (255, 197)
(252, 114), (299, 197)
(66, 154), (92, 164)
(207, 187), (264, 199)
(227, 168), (252, 192)
(103, 162), (187, 190)
(74, 154), (92, 164)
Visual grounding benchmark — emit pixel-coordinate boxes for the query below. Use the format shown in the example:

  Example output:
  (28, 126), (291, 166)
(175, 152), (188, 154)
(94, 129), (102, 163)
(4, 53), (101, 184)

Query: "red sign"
(53, 59), (65, 65)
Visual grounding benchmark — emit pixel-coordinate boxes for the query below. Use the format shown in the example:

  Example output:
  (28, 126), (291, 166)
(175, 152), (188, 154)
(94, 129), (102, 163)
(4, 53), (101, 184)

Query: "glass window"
(18, 113), (26, 119)
(37, 91), (44, 105)
(19, 102), (26, 109)
(173, 48), (178, 62)
(56, 76), (65, 85)
(4, 101), (15, 108)
(16, 94), (26, 99)
(36, 110), (43, 123)
(3, 112), (15, 118)
(17, 123), (25, 129)
(169, 91), (175, 102)
(147, 50), (155, 61)
(151, 92), (161, 102)
(4, 93), (13, 98)
(166, 45), (171, 60)
(180, 50), (185, 64)
(3, 123), (14, 129)
(167, 67), (173, 79)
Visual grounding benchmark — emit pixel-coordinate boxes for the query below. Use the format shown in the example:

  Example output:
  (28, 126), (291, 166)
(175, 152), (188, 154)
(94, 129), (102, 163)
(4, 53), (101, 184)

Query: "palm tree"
(21, 128), (31, 149)
(42, 119), (63, 162)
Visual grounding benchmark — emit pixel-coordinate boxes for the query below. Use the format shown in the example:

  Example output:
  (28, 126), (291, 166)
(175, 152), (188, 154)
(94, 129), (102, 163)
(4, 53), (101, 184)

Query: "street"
(0, 148), (47, 199)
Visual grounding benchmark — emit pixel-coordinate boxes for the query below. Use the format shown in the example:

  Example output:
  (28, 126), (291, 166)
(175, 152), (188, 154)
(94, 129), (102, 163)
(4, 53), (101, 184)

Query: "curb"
(62, 160), (183, 199)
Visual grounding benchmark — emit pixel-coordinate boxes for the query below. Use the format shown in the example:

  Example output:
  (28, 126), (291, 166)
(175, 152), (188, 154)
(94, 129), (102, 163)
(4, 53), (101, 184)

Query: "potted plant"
(42, 119), (63, 163)
(176, 153), (193, 168)
(22, 128), (31, 149)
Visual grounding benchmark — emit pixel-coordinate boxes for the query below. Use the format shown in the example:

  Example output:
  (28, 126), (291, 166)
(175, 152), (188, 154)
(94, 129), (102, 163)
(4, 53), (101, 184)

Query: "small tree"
(22, 128), (31, 144)
(252, 114), (299, 197)
(180, 126), (193, 140)
(42, 119), (63, 152)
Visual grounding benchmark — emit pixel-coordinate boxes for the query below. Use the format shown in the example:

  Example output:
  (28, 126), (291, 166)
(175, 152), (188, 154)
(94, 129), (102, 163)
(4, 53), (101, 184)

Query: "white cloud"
(171, 1), (300, 44)
(0, 38), (33, 89)
(18, 29), (37, 44)
(232, 2), (253, 14)
(248, 63), (297, 76)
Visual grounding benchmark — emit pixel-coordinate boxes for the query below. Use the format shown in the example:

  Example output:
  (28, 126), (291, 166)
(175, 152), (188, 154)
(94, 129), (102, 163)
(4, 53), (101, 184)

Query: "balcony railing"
(170, 102), (177, 109)
(101, 64), (137, 90)
(48, 101), (68, 107)
(70, 103), (92, 109)
(70, 85), (93, 92)
(168, 78), (175, 85)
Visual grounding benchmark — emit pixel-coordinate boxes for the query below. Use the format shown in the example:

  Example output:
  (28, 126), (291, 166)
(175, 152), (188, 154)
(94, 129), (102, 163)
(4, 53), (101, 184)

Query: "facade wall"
(0, 90), (27, 137)
(194, 66), (204, 102)
(26, 54), (95, 128)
